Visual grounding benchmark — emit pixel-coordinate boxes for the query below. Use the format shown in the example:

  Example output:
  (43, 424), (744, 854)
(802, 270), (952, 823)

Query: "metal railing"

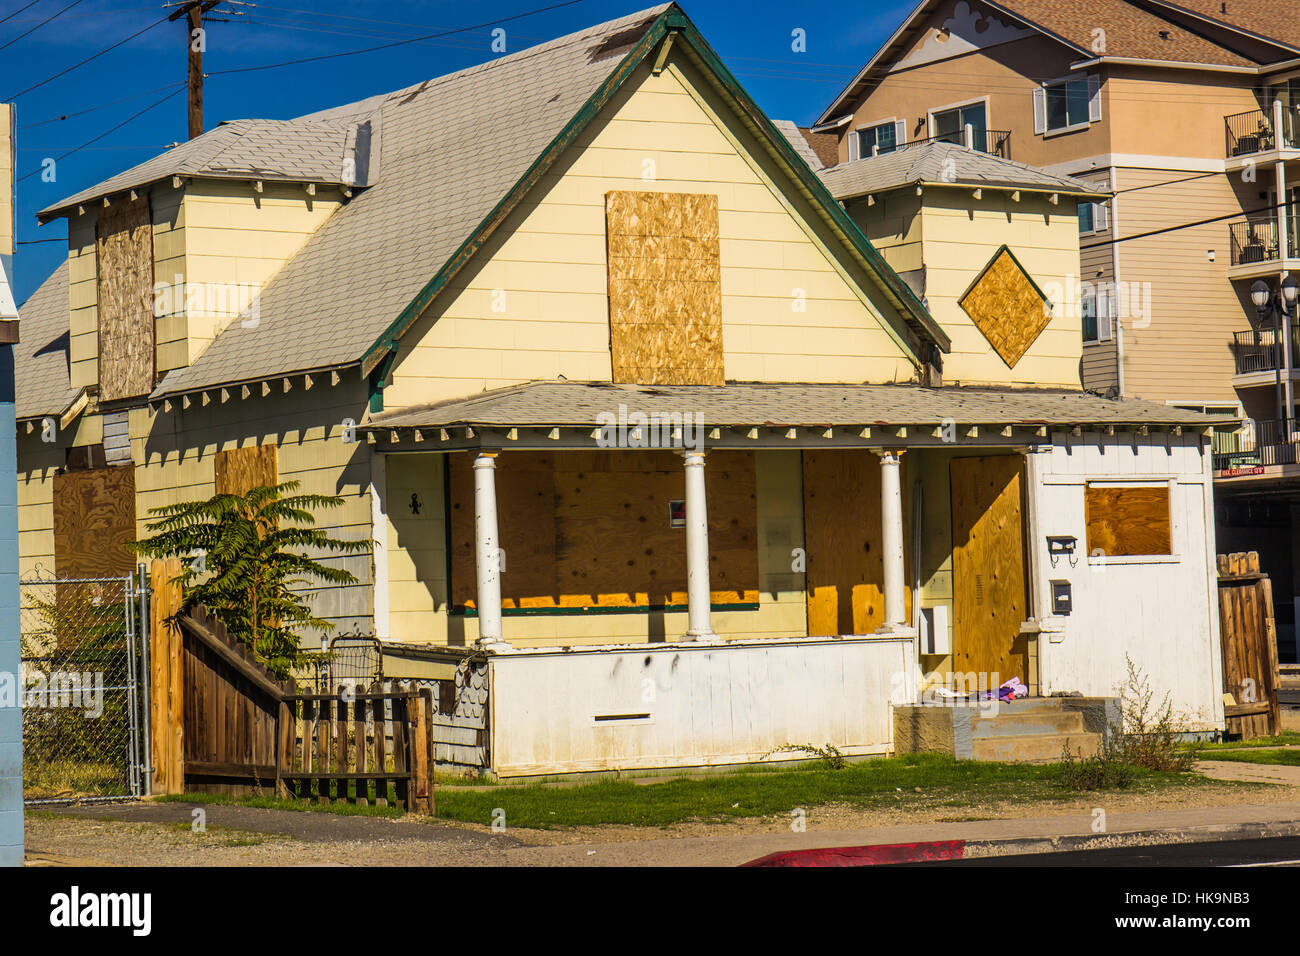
(1228, 207), (1299, 265)
(1230, 326), (1300, 374)
(1213, 418), (1300, 470)
(1226, 105), (1300, 157)
(890, 128), (1012, 159)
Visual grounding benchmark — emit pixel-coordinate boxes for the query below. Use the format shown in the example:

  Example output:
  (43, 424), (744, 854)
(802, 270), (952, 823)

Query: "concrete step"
(971, 710), (1087, 738)
(973, 732), (1101, 763)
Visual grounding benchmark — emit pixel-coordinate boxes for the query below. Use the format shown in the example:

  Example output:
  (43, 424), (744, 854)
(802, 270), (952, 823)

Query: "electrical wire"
(4, 12), (171, 100)
(0, 0), (47, 25)
(0, 0), (86, 52)
(20, 81), (187, 128)
(206, 0), (586, 77)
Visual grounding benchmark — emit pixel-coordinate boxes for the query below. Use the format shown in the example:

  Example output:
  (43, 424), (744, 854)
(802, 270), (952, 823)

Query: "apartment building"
(816, 0), (1300, 658)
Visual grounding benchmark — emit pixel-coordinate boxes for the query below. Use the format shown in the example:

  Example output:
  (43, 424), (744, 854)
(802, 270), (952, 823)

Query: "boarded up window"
(448, 450), (757, 610)
(1085, 483), (1172, 557)
(958, 246), (1050, 369)
(53, 466), (137, 578)
(605, 190), (724, 386)
(96, 196), (155, 401)
(215, 443), (279, 496)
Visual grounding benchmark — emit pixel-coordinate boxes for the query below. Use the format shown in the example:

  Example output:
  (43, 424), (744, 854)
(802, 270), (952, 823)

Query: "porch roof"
(361, 380), (1222, 450)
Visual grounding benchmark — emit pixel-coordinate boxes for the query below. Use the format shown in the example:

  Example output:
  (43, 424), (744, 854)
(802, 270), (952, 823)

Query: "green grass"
(433, 752), (1211, 829)
(1196, 748), (1300, 766)
(1189, 732), (1300, 751)
(153, 753), (1218, 830)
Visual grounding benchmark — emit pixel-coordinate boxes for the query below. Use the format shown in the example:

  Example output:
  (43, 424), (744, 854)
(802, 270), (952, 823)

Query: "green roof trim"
(360, 3), (948, 379)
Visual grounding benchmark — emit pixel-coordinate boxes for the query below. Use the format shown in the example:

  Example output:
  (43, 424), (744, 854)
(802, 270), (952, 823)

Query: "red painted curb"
(740, 839), (968, 867)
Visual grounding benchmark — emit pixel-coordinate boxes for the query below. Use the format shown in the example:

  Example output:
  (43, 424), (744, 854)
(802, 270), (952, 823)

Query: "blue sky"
(5, 0), (915, 302)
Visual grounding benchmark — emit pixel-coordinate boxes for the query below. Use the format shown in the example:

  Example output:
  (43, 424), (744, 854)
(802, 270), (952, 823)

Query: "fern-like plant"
(132, 482), (370, 678)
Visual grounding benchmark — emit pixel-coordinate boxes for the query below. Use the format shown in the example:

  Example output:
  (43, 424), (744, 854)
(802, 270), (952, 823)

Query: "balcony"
(1231, 326), (1300, 375)
(1227, 207), (1300, 277)
(1213, 418), (1300, 472)
(1226, 106), (1300, 158)
(889, 129), (1012, 159)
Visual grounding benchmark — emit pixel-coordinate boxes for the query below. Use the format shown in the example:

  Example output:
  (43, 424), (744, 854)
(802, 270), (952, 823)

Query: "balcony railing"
(888, 129), (1011, 159)
(1228, 206), (1300, 265)
(1213, 418), (1300, 471)
(1226, 105), (1300, 157)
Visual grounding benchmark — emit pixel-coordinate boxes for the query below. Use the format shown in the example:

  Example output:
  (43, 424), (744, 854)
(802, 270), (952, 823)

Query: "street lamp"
(1251, 277), (1300, 430)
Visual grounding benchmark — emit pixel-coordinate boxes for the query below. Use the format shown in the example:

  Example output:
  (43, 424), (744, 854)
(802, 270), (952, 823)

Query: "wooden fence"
(148, 563), (434, 812)
(1217, 551), (1281, 739)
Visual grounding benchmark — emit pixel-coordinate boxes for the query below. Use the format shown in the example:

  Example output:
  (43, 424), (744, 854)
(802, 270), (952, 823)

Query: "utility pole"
(167, 1), (222, 139)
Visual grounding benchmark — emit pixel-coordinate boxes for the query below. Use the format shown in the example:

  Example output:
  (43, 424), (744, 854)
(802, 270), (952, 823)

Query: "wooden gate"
(149, 585), (434, 812)
(1217, 551), (1281, 739)
(950, 455), (1028, 683)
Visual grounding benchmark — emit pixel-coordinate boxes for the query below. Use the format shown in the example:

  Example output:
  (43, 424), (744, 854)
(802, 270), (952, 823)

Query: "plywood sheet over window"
(215, 443), (279, 496)
(53, 466), (137, 578)
(448, 450), (757, 610)
(802, 449), (912, 636)
(1085, 483), (1171, 557)
(958, 245), (1050, 370)
(96, 196), (155, 401)
(605, 190), (724, 386)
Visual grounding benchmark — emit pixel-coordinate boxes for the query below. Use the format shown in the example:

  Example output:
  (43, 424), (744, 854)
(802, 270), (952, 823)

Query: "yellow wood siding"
(381, 52), (917, 411)
(920, 193), (1082, 387)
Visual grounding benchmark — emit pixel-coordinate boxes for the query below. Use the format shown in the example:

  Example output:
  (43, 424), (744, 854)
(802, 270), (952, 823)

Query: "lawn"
(159, 752), (1214, 829)
(1190, 732), (1300, 751)
(1196, 748), (1300, 766)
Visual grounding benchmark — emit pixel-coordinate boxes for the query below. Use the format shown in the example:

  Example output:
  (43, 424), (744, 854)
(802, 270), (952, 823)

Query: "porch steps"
(971, 702), (1100, 763)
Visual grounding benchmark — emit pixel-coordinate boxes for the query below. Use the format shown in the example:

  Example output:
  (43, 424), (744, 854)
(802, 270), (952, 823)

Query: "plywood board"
(958, 246), (1050, 370)
(802, 449), (912, 636)
(605, 190), (724, 386)
(214, 443), (279, 496)
(96, 196), (155, 401)
(950, 455), (1027, 682)
(53, 465), (137, 578)
(448, 450), (757, 610)
(1085, 484), (1171, 557)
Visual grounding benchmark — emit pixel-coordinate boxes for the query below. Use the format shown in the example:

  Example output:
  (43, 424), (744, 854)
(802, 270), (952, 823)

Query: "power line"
(20, 81), (186, 128)
(4, 12), (171, 99)
(0, 0), (47, 25)
(206, 0), (585, 77)
(1081, 199), (1290, 249)
(16, 86), (183, 182)
(0, 0), (87, 52)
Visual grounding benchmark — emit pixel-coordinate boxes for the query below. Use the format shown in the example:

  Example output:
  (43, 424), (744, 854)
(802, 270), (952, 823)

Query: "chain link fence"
(20, 573), (144, 803)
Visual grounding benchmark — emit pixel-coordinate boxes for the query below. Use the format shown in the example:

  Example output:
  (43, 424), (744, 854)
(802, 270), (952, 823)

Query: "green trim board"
(453, 601), (761, 617)
(359, 3), (948, 381)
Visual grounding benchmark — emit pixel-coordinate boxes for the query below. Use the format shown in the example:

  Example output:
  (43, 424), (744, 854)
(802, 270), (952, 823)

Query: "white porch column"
(473, 450), (506, 647)
(683, 450), (716, 640)
(879, 449), (907, 628)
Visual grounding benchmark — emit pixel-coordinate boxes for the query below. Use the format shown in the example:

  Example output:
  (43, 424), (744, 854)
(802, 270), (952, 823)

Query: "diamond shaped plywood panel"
(958, 246), (1052, 369)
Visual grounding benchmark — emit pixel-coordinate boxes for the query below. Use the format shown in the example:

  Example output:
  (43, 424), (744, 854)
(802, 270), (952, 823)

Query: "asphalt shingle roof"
(14, 260), (81, 422)
(38, 118), (377, 221)
(363, 380), (1223, 429)
(149, 4), (673, 396)
(818, 141), (1110, 200)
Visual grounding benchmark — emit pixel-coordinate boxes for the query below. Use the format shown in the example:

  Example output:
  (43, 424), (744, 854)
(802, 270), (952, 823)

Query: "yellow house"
(15, 4), (1225, 775)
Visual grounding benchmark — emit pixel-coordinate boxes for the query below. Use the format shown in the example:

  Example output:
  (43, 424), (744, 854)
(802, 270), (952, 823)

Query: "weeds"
(763, 743), (847, 770)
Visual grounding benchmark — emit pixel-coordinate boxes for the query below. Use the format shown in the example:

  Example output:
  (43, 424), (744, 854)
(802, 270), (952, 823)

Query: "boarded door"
(1217, 551), (1281, 738)
(950, 455), (1027, 682)
(803, 449), (910, 636)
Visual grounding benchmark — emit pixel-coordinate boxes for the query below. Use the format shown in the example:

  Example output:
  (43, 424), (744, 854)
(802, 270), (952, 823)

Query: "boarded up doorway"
(803, 449), (911, 636)
(950, 455), (1028, 684)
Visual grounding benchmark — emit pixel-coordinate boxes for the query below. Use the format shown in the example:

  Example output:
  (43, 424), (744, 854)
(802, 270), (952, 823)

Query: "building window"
(1078, 201), (1108, 234)
(1034, 75), (1100, 135)
(932, 101), (987, 148)
(1082, 286), (1112, 343)
(1085, 483), (1172, 557)
(853, 119), (903, 158)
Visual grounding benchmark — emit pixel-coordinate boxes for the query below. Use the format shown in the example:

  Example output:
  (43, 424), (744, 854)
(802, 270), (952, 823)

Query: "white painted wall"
(1027, 431), (1224, 731)
(487, 634), (917, 776)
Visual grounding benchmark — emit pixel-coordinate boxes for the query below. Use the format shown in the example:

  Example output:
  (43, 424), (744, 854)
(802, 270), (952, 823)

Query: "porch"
(362, 381), (1222, 775)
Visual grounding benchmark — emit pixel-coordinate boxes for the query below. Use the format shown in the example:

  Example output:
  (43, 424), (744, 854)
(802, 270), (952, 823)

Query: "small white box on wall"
(920, 605), (950, 655)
